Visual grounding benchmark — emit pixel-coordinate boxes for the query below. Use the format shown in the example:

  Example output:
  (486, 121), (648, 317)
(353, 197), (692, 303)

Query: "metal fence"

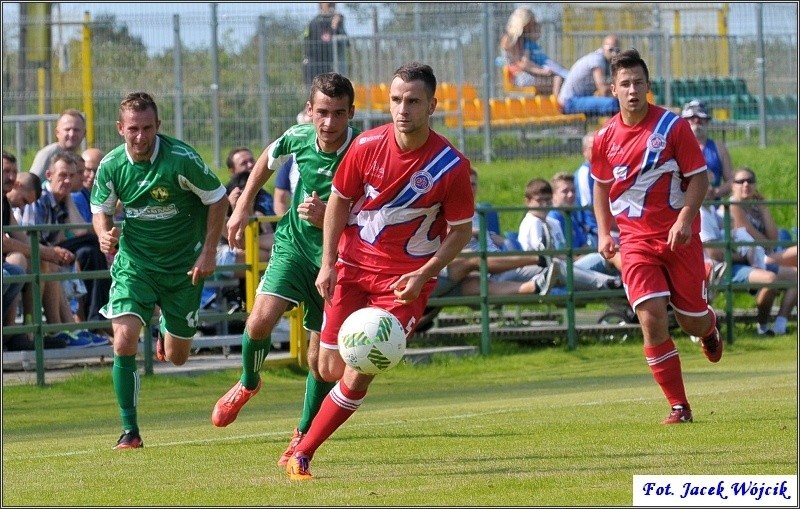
(2, 2), (797, 166)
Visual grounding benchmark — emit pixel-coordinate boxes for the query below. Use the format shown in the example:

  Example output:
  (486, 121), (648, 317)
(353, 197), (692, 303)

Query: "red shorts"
(620, 235), (709, 316)
(319, 261), (437, 348)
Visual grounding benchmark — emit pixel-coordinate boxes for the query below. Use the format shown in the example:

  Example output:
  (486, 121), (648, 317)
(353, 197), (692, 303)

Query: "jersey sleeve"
(442, 159), (474, 225)
(89, 160), (118, 215)
(177, 150), (226, 205)
(330, 139), (365, 201)
(590, 126), (614, 183)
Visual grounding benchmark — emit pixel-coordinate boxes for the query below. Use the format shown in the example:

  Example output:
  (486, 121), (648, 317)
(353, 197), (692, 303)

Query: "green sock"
(297, 371), (336, 432)
(240, 329), (269, 390)
(112, 354), (139, 434)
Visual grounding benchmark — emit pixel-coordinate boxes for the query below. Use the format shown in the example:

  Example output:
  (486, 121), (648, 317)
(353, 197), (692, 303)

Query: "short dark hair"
(2, 150), (16, 165)
(309, 72), (355, 107)
(611, 48), (650, 84)
(119, 92), (159, 122)
(525, 178), (552, 200)
(17, 172), (43, 200)
(225, 147), (252, 170)
(393, 62), (437, 98)
(225, 171), (252, 194)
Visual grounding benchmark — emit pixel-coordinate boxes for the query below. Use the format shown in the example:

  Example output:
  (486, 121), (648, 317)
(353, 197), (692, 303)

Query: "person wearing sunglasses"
(729, 167), (797, 336)
(558, 34), (621, 116)
(681, 100), (734, 201)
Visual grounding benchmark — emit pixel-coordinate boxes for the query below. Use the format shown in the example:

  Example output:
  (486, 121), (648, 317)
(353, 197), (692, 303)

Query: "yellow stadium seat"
(501, 65), (537, 97)
(353, 83), (368, 111)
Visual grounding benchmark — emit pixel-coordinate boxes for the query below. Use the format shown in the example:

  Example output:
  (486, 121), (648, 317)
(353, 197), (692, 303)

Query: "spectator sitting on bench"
(204, 170), (276, 310)
(727, 167), (797, 335)
(548, 171), (622, 273)
(518, 178), (622, 292)
(682, 100), (735, 201)
(558, 34), (621, 116)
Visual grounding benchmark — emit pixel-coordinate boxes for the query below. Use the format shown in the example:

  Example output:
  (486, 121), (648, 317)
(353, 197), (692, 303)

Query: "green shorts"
(259, 242), (323, 333)
(101, 252), (203, 338)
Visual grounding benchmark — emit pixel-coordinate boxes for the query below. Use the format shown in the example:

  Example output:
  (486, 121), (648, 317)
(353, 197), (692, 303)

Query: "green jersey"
(91, 134), (226, 273)
(267, 123), (360, 266)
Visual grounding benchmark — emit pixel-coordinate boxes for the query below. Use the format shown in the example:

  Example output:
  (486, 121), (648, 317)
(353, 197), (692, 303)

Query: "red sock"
(294, 381), (367, 460)
(644, 338), (688, 408)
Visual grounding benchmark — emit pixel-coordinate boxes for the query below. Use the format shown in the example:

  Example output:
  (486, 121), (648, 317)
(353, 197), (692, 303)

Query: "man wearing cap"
(681, 99), (734, 200)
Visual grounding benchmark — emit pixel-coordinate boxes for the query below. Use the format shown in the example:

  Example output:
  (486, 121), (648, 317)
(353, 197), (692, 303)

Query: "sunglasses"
(733, 178), (756, 185)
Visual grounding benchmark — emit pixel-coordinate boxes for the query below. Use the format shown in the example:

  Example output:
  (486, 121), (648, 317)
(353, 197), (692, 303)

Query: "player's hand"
(315, 264), (337, 303)
(99, 227), (120, 254)
(667, 220), (692, 251)
(297, 191), (325, 228)
(597, 233), (617, 260)
(390, 273), (424, 305)
(227, 206), (249, 250)
(187, 250), (217, 286)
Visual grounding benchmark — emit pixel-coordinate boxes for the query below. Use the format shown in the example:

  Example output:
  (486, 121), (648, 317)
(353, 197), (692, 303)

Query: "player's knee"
(318, 349), (345, 382)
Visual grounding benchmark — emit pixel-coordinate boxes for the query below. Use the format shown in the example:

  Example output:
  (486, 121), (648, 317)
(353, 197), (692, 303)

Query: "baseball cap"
(681, 100), (710, 119)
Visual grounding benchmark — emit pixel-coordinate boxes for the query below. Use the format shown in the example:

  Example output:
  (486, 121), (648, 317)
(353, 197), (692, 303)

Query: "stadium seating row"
(443, 95), (586, 130)
(352, 82), (479, 113)
(649, 77), (797, 121)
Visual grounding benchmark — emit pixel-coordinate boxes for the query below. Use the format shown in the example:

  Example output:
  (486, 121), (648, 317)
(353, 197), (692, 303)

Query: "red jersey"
(332, 124), (474, 275)
(591, 105), (708, 243)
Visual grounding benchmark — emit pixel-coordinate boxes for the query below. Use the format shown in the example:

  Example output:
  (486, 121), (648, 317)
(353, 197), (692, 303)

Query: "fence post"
(29, 232), (46, 386)
(563, 207), (577, 350)
(477, 207), (491, 355)
(173, 14), (184, 140)
(721, 201), (735, 345)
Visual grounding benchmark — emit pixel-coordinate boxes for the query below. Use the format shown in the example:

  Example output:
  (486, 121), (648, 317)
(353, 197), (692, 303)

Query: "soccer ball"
(337, 307), (407, 375)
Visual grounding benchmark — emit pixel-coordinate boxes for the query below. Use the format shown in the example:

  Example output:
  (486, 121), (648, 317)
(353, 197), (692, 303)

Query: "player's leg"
(623, 244), (692, 423)
(111, 314), (145, 449)
(103, 255), (158, 448)
(212, 293), (289, 427)
(157, 272), (206, 366)
(668, 237), (722, 363)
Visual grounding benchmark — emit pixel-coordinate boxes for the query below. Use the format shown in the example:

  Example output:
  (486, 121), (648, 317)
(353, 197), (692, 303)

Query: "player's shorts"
(620, 235), (709, 316)
(258, 241), (323, 333)
(319, 261), (436, 348)
(100, 252), (202, 338)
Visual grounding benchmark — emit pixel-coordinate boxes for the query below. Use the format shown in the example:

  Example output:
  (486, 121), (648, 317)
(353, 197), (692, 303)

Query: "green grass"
(3, 333), (796, 506)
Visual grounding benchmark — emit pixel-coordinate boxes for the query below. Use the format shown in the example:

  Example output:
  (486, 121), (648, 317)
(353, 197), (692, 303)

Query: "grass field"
(2, 334), (796, 506)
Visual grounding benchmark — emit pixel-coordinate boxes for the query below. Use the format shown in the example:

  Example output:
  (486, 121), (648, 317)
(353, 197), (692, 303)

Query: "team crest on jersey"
(612, 165), (628, 180)
(647, 133), (667, 152)
(411, 170), (433, 193)
(150, 186), (170, 202)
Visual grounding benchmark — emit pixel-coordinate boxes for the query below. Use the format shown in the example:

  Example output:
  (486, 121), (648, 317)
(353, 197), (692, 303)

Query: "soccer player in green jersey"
(91, 92), (229, 450)
(211, 72), (360, 467)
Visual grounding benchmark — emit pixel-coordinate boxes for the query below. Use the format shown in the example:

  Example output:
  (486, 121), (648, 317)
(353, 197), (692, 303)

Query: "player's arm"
(315, 191), (350, 303)
(189, 197), (229, 285)
(593, 180), (616, 259)
(391, 221), (473, 305)
(228, 145), (278, 249)
(667, 169), (708, 251)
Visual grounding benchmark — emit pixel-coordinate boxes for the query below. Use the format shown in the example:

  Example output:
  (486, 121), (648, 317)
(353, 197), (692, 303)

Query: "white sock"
(773, 316), (788, 334)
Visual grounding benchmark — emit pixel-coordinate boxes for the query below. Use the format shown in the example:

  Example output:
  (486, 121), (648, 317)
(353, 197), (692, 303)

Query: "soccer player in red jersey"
(285, 62), (474, 479)
(591, 49), (723, 425)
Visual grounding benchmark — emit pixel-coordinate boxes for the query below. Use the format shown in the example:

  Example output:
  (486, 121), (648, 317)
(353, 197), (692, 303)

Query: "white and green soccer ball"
(337, 307), (407, 375)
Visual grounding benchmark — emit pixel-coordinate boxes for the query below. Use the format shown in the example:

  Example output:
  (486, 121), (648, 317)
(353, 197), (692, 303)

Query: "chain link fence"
(2, 2), (797, 166)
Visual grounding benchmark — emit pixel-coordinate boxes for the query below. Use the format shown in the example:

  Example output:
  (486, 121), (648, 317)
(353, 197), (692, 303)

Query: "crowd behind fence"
(3, 200), (796, 386)
(2, 2), (797, 166)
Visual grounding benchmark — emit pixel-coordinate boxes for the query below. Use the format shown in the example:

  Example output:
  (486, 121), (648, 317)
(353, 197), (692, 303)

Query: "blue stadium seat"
(477, 203), (501, 235)
(503, 231), (523, 251)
